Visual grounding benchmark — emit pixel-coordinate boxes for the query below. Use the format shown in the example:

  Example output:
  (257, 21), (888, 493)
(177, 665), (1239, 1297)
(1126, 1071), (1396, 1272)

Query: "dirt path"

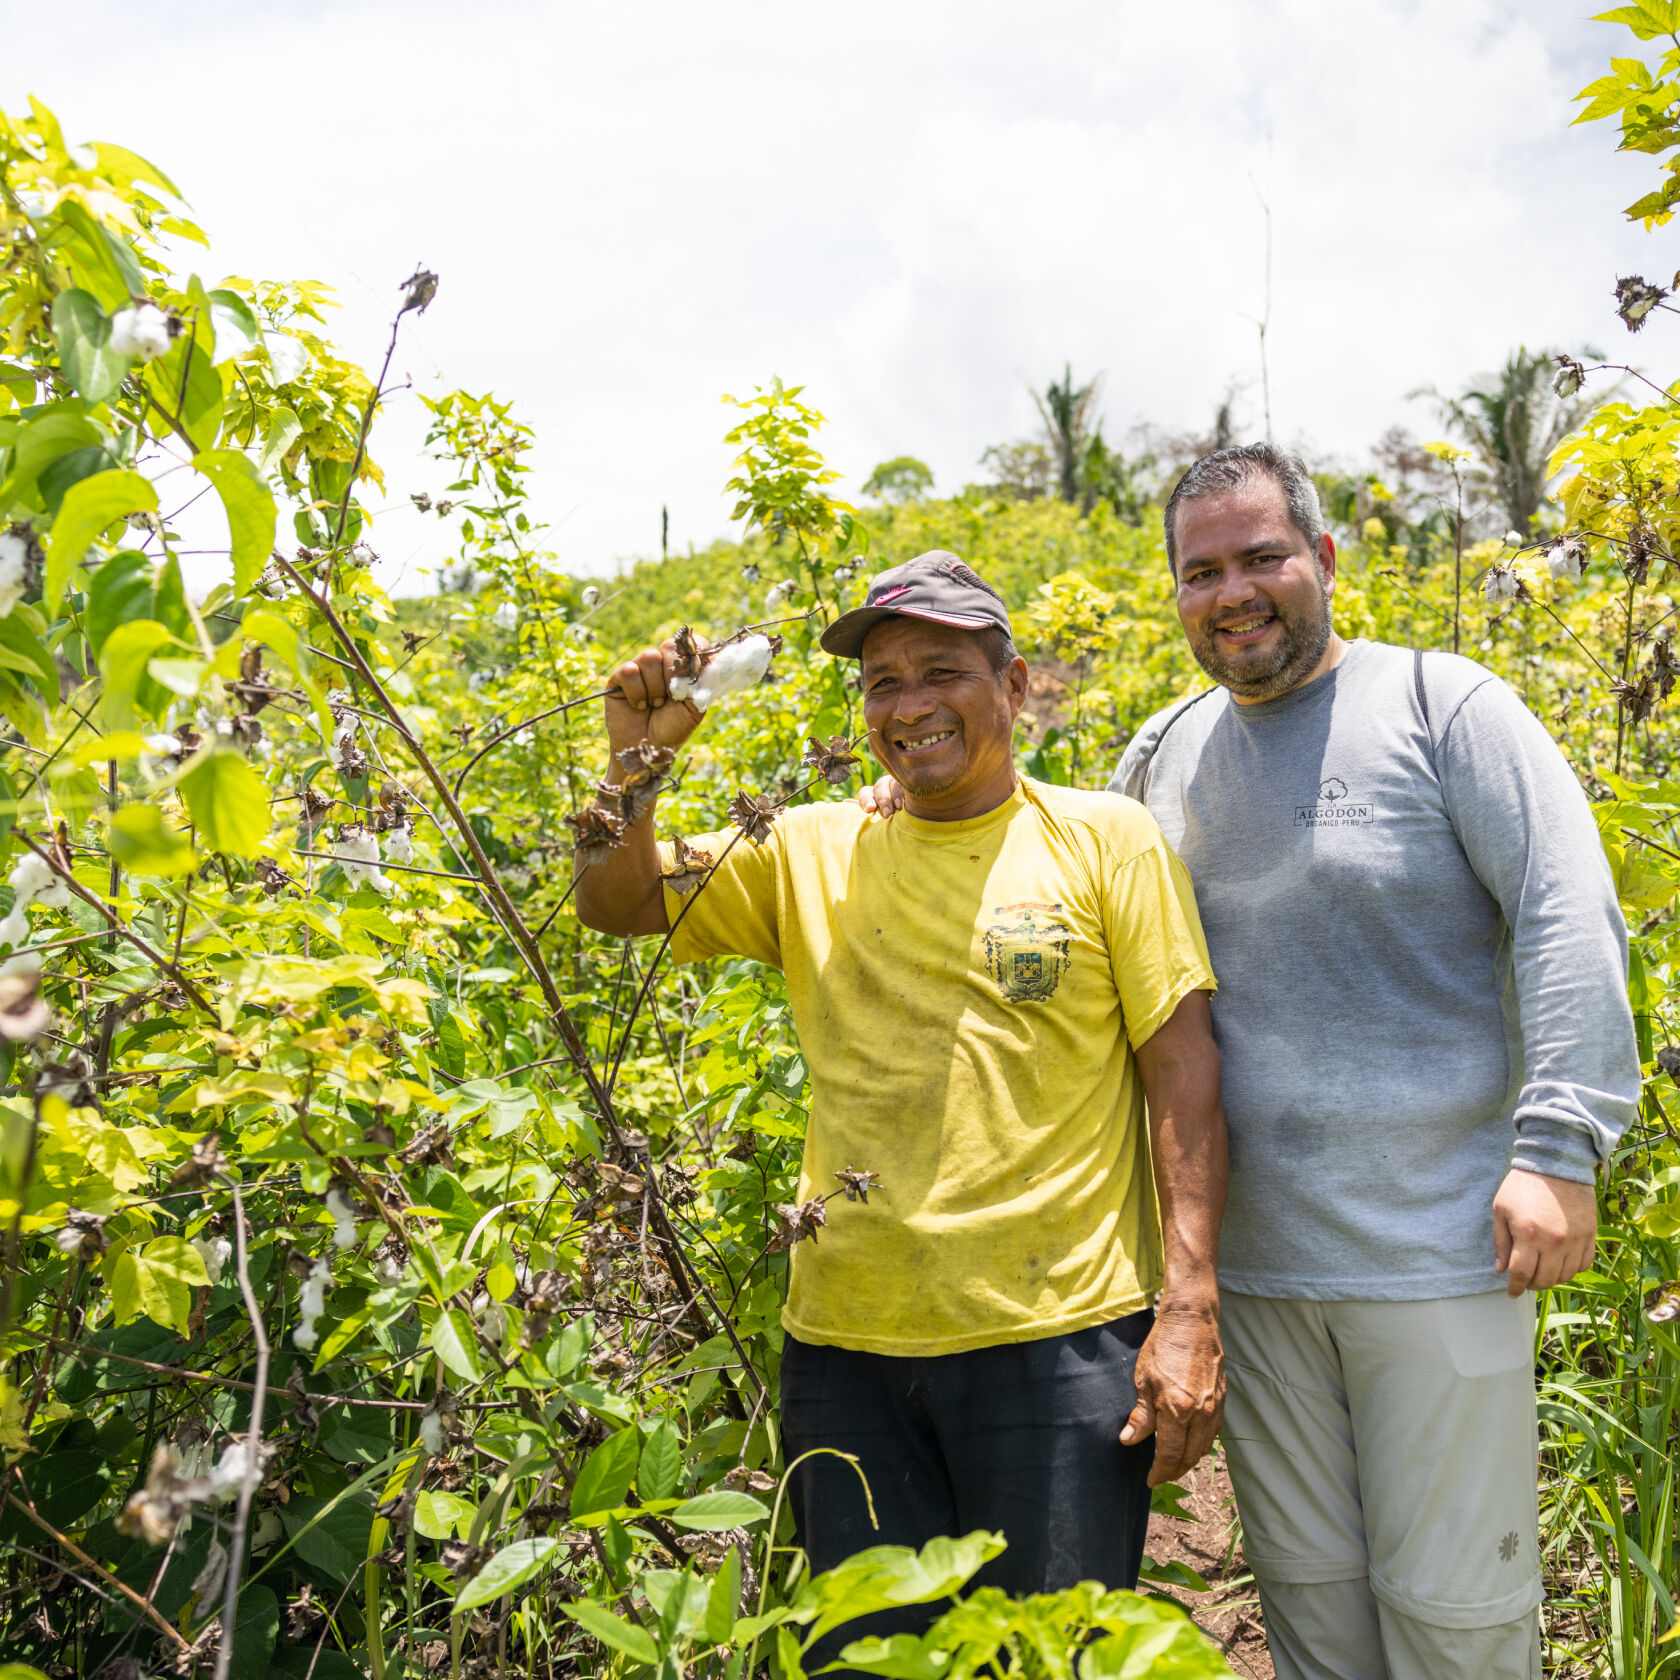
(1144, 1454), (1274, 1679)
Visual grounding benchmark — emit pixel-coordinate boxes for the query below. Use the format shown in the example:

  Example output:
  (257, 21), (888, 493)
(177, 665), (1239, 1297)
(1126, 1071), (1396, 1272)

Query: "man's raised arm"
(574, 639), (707, 937)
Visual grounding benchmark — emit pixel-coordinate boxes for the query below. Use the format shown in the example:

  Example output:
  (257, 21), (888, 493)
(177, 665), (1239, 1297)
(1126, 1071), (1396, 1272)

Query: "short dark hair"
(977, 626), (1019, 677)
(1163, 442), (1326, 574)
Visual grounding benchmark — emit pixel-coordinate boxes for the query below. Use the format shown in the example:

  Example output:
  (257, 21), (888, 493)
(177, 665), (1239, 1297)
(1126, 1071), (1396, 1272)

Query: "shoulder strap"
(1134, 687), (1219, 798)
(1413, 647), (1439, 767)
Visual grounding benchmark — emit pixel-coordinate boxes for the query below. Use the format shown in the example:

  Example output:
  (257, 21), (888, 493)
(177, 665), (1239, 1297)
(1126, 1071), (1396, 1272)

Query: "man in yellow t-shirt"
(577, 552), (1228, 1642)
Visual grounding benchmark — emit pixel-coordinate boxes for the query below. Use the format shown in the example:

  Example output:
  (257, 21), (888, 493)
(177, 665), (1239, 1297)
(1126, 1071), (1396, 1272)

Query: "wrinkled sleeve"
(1101, 828), (1218, 1051)
(656, 827), (782, 968)
(1436, 677), (1640, 1180)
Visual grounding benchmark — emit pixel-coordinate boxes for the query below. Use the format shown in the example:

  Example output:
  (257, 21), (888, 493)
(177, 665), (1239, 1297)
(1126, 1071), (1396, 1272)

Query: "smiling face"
(860, 618), (1029, 820)
(1172, 477), (1342, 703)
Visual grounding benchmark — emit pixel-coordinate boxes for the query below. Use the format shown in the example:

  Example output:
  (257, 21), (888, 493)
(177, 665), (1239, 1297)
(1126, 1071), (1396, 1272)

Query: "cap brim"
(819, 605), (999, 659)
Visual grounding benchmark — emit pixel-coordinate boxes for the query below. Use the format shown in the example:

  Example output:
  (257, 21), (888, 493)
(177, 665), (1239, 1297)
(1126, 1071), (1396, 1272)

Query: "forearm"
(1135, 991), (1228, 1314)
(573, 792), (667, 935)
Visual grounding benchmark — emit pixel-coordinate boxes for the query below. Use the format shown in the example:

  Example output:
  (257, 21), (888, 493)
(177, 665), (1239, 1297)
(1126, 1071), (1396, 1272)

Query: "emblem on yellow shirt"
(983, 902), (1073, 1002)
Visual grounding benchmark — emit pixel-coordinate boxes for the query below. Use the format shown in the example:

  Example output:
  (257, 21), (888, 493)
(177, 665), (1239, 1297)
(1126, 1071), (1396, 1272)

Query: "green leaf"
(430, 1306), (486, 1384)
(44, 467), (156, 613)
(639, 1418), (682, 1502)
(706, 1545), (742, 1644)
(0, 616), (57, 697)
(455, 1536), (563, 1611)
(108, 804), (197, 878)
(669, 1490), (770, 1531)
(180, 748), (269, 856)
(571, 1425), (640, 1520)
(227, 1583), (279, 1680)
(207, 289), (261, 365)
(145, 333), (222, 453)
(281, 1493), (374, 1585)
(414, 1489), (476, 1540)
(99, 619), (174, 730)
(85, 551), (155, 656)
(829, 1633), (948, 1680)
(0, 407), (102, 508)
(51, 289), (132, 405)
(106, 1235), (210, 1331)
(241, 607), (302, 672)
(193, 449), (277, 594)
(565, 1599), (660, 1665)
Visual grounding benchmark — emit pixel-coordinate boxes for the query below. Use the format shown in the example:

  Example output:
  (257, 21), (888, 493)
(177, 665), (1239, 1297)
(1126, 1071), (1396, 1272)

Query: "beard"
(1187, 582), (1333, 701)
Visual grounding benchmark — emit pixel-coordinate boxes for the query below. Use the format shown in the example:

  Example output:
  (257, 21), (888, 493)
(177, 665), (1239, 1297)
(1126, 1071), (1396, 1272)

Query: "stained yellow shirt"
(660, 778), (1215, 1356)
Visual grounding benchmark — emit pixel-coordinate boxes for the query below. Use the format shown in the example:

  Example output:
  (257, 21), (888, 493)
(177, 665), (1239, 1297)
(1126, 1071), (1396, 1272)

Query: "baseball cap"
(819, 551), (1014, 659)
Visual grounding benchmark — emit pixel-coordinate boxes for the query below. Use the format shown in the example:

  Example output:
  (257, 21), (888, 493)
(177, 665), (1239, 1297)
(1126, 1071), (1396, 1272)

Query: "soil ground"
(1144, 1454), (1274, 1678)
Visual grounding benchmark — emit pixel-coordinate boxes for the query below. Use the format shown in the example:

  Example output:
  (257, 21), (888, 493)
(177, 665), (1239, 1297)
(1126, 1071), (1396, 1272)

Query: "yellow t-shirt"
(659, 777), (1215, 1356)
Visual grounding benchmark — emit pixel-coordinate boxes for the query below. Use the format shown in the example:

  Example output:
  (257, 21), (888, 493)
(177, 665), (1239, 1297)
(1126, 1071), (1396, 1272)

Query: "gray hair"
(1163, 442), (1326, 574)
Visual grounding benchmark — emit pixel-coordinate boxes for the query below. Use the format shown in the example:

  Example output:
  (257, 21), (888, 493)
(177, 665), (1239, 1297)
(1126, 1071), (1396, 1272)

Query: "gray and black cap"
(819, 550), (1013, 659)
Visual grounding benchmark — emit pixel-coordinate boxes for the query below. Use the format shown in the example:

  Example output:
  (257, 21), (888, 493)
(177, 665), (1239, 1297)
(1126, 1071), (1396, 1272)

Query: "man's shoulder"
(1022, 778), (1167, 862)
(1363, 640), (1501, 706)
(1108, 686), (1224, 796)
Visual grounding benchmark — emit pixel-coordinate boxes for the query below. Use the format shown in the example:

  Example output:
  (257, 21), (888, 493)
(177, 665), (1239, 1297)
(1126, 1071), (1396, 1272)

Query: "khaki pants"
(1220, 1290), (1543, 1680)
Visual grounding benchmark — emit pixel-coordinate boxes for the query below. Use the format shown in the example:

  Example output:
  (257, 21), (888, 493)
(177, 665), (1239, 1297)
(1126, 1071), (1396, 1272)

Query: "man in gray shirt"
(1110, 444), (1639, 1680)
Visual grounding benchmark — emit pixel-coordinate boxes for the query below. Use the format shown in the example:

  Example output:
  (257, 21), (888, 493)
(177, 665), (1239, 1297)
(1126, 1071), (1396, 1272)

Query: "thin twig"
(212, 1180), (271, 1680)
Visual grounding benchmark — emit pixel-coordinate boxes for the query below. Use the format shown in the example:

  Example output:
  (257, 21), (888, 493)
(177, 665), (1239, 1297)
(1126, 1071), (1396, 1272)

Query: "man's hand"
(1493, 1168), (1598, 1296)
(1122, 1306), (1225, 1487)
(604, 639), (709, 758)
(857, 773), (905, 818)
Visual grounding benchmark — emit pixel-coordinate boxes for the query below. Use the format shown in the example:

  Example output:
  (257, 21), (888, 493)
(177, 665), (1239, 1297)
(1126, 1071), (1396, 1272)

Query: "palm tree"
(1420, 348), (1602, 535)
(1033, 366), (1104, 504)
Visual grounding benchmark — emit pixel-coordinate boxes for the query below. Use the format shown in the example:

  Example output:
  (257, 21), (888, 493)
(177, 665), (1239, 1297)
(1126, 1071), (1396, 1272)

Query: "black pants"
(780, 1310), (1155, 1662)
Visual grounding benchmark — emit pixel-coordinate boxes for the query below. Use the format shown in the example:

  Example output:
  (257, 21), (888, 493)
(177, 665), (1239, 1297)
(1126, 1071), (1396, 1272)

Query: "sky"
(3, 0), (1672, 589)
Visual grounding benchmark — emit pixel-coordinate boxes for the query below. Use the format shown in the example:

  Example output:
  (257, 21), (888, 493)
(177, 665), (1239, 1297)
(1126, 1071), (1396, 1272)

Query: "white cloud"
(2, 0), (1667, 588)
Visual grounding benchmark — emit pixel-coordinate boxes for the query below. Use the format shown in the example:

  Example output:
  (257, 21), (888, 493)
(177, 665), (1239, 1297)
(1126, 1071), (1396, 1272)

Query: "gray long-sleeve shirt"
(1111, 638), (1639, 1300)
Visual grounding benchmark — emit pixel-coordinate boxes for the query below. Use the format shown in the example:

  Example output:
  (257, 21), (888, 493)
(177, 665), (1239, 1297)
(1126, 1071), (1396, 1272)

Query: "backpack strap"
(1413, 647), (1438, 767)
(1134, 687), (1219, 798)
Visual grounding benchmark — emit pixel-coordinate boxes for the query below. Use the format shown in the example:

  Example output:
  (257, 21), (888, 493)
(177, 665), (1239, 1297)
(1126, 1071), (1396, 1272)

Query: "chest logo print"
(983, 902), (1073, 1002)
(1294, 776), (1375, 828)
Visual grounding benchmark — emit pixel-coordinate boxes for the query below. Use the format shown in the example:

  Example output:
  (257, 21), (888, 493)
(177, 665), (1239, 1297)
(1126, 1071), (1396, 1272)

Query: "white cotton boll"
(334, 830), (395, 896)
(10, 854), (54, 900)
(568, 622), (593, 643)
(108, 302), (175, 361)
(1504, 531), (1525, 549)
(207, 1441), (250, 1501)
(764, 580), (793, 616)
(324, 1190), (360, 1253)
(495, 602), (519, 631)
(0, 532), (29, 618)
(1548, 539), (1586, 583)
(293, 1257), (331, 1351)
(385, 827), (414, 864)
(350, 543), (376, 566)
(373, 1252), (408, 1286)
(0, 909), (29, 950)
(143, 734), (182, 756)
(668, 635), (773, 711)
(503, 866), (531, 892)
(191, 1235), (232, 1285)
(581, 585), (600, 609)
(53, 1226), (83, 1256)
(418, 1408), (447, 1456)
(34, 877), (72, 912)
(325, 1188), (358, 1249)
(1483, 566), (1519, 604)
